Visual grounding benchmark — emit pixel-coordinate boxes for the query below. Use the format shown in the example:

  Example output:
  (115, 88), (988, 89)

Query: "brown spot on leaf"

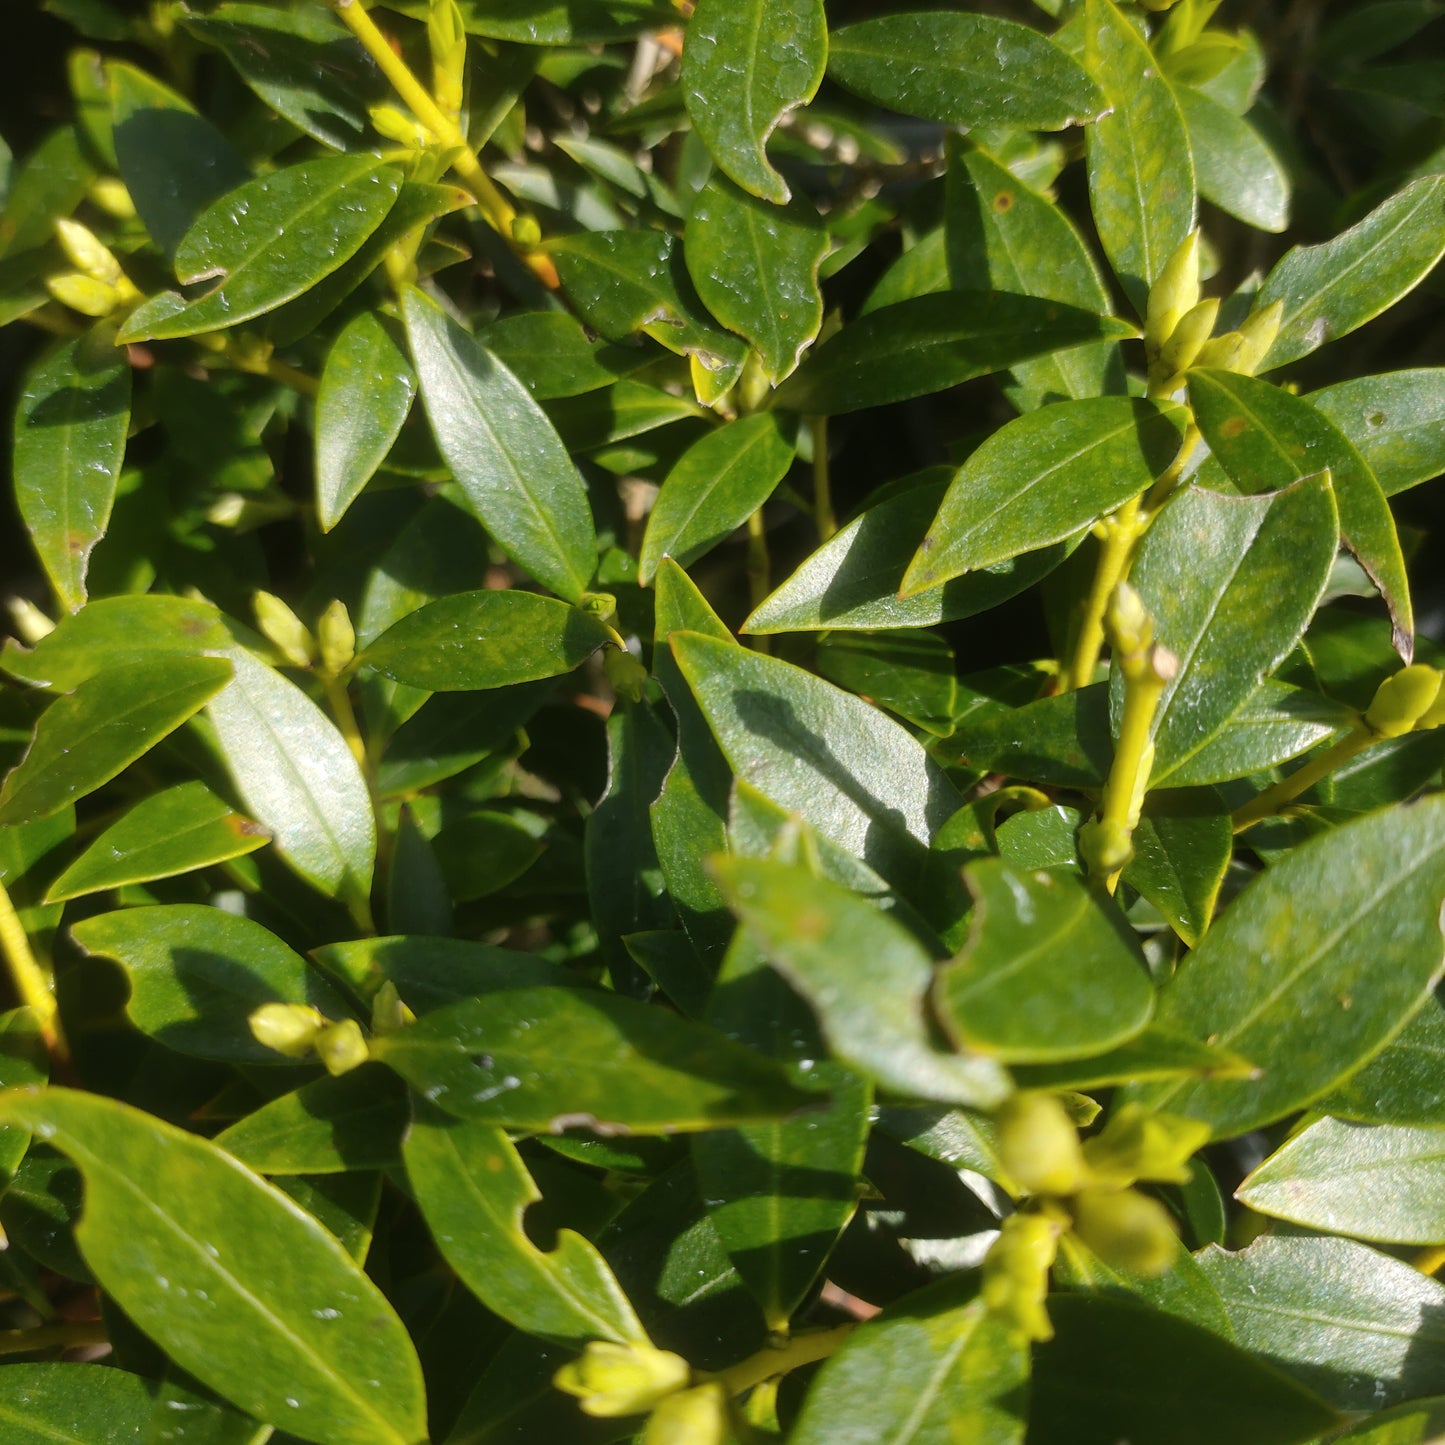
(224, 814), (268, 838)
(993, 191), (1014, 213)
(1219, 416), (1247, 439)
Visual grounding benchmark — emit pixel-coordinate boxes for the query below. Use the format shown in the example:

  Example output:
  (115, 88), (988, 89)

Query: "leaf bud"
(370, 979), (415, 1036)
(88, 177), (137, 219)
(554, 1341), (692, 1418)
(1364, 664), (1443, 738)
(428, 0), (468, 121)
(1234, 300), (1284, 376)
(249, 1002), (326, 1058)
(1156, 296), (1221, 386)
(369, 103), (430, 150)
(577, 591), (618, 621)
(317, 599), (356, 677)
(605, 646), (649, 703)
(316, 1018), (370, 1076)
(996, 1093), (1088, 1197)
(253, 591), (316, 669)
(1082, 1104), (1211, 1186)
(1105, 581), (1153, 660)
(55, 218), (123, 286)
(981, 1211), (1062, 1341)
(1192, 331), (1246, 372)
(6, 595), (55, 645)
(1070, 1186), (1179, 1275)
(1145, 230), (1201, 355)
(643, 1381), (730, 1445)
(1078, 817), (1133, 876)
(511, 213), (543, 248)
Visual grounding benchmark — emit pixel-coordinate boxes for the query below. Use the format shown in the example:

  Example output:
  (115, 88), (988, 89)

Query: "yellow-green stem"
(1094, 667), (1169, 895)
(1144, 421), (1200, 514)
(1232, 724), (1373, 831)
(323, 675), (367, 771)
(1064, 496), (1142, 693)
(746, 508), (771, 652)
(810, 415), (836, 542)
(0, 878), (65, 1059)
(712, 1324), (857, 1396)
(1415, 1244), (1445, 1277)
(0, 1321), (108, 1356)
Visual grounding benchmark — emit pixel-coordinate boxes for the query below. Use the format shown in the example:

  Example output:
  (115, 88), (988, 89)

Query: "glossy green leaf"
(1310, 369), (1445, 497)
(1030, 1294), (1338, 1445)
(1256, 176), (1445, 371)
(1055, 1232), (1234, 1336)
(474, 311), (648, 400)
(681, 0), (825, 204)
(72, 904), (353, 1063)
(215, 1068), (409, 1175)
(936, 859), (1152, 1062)
(543, 380), (706, 452)
(1190, 369), (1412, 657)
(441, 0), (675, 43)
(640, 414), (795, 583)
(1240, 1117), (1445, 1243)
(941, 682), (1111, 789)
(0, 1088), (427, 1445)
(206, 649), (375, 907)
(685, 176), (826, 383)
(1125, 794), (1445, 1137)
(0, 1008), (47, 1183)
(108, 61), (249, 261)
(1178, 85), (1288, 232)
(945, 139), (1120, 409)
(118, 157), (402, 342)
(0, 656), (231, 827)
(402, 286), (597, 602)
(902, 399), (1185, 594)
(670, 630), (963, 892)
(13, 327), (131, 612)
(745, 472), (1074, 634)
(363, 591), (611, 691)
(772, 292), (1134, 416)
(1013, 1026), (1253, 1094)
(789, 1281), (1028, 1445)
(549, 230), (748, 388)
(1121, 790), (1232, 947)
(404, 1105), (647, 1346)
(371, 985), (811, 1133)
(814, 630), (957, 737)
(830, 12), (1103, 130)
(1198, 1235), (1445, 1412)
(45, 781), (267, 902)
(713, 857), (1011, 1108)
(1317, 990), (1445, 1126)
(0, 1362), (157, 1443)
(316, 311), (415, 532)
(1084, 0), (1197, 311)
(1127, 474), (1339, 787)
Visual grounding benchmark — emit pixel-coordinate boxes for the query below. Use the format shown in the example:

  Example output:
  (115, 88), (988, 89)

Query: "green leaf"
(45, 781), (268, 903)
(0, 1009), (48, 1183)
(371, 985), (812, 1133)
(814, 630), (958, 737)
(206, 649), (375, 906)
(118, 157), (402, 342)
(443, 0), (676, 44)
(544, 380), (706, 453)
(1239, 1117), (1445, 1244)
(1120, 790), (1232, 947)
(0, 1088), (427, 1445)
(363, 591), (611, 691)
(1177, 85), (1288, 233)
(316, 311), (415, 532)
(475, 311), (649, 400)
(745, 471), (1074, 633)
(404, 1105), (647, 1346)
(1198, 1235), (1445, 1412)
(788, 1282), (1028, 1445)
(713, 857), (1011, 1108)
(108, 61), (250, 261)
(1127, 474), (1339, 787)
(215, 1068), (410, 1175)
(72, 903), (352, 1063)
(13, 327), (131, 613)
(1030, 1294), (1338, 1445)
(1322, 1398), (1445, 1445)
(1055, 1231), (1234, 1336)
(1124, 794), (1445, 1137)
(681, 0), (825, 203)
(945, 138), (1121, 410)
(1310, 368), (1445, 497)
(936, 859), (1153, 1062)
(0, 1362), (157, 1443)
(941, 683), (1112, 789)
(548, 230), (749, 389)
(902, 398), (1185, 595)
(1084, 0), (1197, 312)
(640, 414), (795, 584)
(772, 292), (1134, 416)
(1013, 1026), (1254, 1094)
(829, 12), (1104, 130)
(180, 2), (387, 151)
(685, 176), (826, 384)
(669, 630), (962, 894)
(1189, 369), (1413, 658)
(1256, 176), (1445, 371)
(0, 656), (231, 827)
(1316, 990), (1445, 1126)
(402, 286), (597, 602)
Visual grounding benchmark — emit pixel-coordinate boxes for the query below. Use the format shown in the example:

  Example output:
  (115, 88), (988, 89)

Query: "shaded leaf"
(1120, 790), (1232, 947)
(1317, 990), (1445, 1126)
(940, 683), (1112, 790)
(0, 1362), (159, 1444)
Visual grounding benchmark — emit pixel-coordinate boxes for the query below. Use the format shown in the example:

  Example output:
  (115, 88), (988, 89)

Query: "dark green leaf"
(681, 0), (826, 203)
(1178, 85), (1288, 233)
(1125, 794), (1445, 1137)
(45, 781), (268, 902)
(941, 683), (1112, 790)
(0, 656), (231, 826)
(1317, 990), (1445, 1126)
(1054, 1232), (1234, 1336)
(814, 630), (958, 737)
(13, 327), (131, 612)
(0, 1088), (428, 1445)
(543, 380), (706, 453)
(1310, 369), (1445, 496)
(1120, 790), (1232, 947)
(402, 287), (598, 602)
(0, 1009), (48, 1183)
(829, 12), (1104, 130)
(474, 311), (649, 400)
(773, 292), (1134, 416)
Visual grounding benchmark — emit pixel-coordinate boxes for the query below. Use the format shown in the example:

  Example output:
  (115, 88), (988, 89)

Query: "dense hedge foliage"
(3, 0), (1445, 1441)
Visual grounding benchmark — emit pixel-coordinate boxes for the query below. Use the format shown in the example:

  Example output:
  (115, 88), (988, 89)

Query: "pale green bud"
(429, 0), (468, 121)
(1082, 1104), (1211, 1186)
(1071, 1186), (1179, 1276)
(511, 213), (542, 248)
(6, 595), (55, 645)
(249, 1003), (326, 1058)
(316, 599), (356, 677)
(55, 218), (122, 286)
(1365, 664), (1443, 738)
(1105, 582), (1153, 660)
(46, 272), (119, 317)
(643, 1382), (729, 1445)
(370, 979), (415, 1036)
(1234, 300), (1284, 376)
(1157, 296), (1221, 383)
(253, 591), (315, 668)
(88, 177), (136, 219)
(982, 1212), (1061, 1341)
(1079, 818), (1133, 876)
(1192, 331), (1246, 372)
(554, 1342), (692, 1418)
(577, 591), (618, 621)
(1145, 231), (1201, 354)
(996, 1093), (1088, 1197)
(316, 1018), (370, 1076)
(369, 102), (430, 149)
